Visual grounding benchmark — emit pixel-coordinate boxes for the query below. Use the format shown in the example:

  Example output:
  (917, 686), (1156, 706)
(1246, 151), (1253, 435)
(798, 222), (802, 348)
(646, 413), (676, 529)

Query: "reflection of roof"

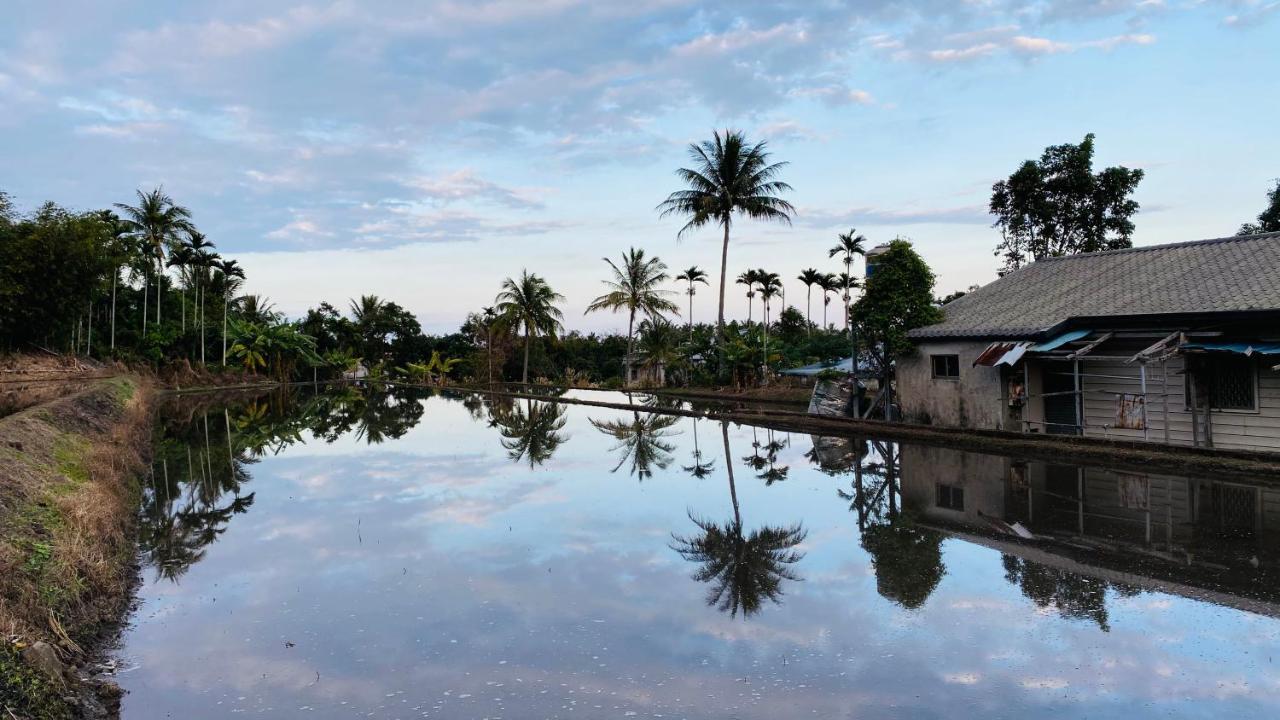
(910, 232), (1280, 339)
(781, 357), (875, 377)
(928, 523), (1280, 620)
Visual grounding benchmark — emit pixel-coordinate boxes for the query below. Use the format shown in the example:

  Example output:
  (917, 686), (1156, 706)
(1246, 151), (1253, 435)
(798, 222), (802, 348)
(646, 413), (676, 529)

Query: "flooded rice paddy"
(115, 386), (1280, 718)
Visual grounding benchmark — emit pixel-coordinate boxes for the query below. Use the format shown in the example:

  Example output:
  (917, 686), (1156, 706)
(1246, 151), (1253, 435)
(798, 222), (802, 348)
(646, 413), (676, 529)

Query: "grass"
(0, 375), (154, 718)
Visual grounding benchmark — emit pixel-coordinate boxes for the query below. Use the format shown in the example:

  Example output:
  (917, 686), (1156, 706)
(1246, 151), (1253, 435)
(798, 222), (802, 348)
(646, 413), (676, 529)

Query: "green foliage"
(1237, 179), (1280, 235)
(1, 643), (70, 720)
(990, 133), (1144, 273)
(851, 239), (942, 370)
(0, 202), (118, 348)
(495, 271), (565, 383)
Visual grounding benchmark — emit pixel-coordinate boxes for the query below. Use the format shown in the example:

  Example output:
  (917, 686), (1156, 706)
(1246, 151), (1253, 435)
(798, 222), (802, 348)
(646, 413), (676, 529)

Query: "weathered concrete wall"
(898, 340), (1008, 429)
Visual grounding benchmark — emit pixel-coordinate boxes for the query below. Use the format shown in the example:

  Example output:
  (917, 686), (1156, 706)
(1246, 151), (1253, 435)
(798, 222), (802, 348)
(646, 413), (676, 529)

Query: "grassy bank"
(0, 376), (152, 719)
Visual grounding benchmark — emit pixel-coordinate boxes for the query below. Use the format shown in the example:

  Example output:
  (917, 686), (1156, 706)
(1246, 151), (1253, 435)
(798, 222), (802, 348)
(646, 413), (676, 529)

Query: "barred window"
(936, 484), (965, 511)
(931, 354), (960, 379)
(1195, 355), (1257, 411)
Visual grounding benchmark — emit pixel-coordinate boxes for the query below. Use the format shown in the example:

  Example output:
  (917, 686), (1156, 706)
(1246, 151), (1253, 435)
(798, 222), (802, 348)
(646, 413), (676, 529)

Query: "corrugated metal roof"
(910, 232), (1280, 339)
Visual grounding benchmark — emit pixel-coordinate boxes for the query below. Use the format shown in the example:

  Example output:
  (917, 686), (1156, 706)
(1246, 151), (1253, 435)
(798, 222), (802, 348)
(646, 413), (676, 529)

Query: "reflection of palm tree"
(670, 421), (806, 618)
(682, 417), (715, 479)
(590, 411), (680, 480)
(495, 400), (569, 467)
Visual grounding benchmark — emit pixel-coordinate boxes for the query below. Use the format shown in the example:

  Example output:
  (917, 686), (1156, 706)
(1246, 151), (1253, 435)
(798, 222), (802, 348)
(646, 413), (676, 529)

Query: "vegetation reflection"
(672, 422), (807, 618)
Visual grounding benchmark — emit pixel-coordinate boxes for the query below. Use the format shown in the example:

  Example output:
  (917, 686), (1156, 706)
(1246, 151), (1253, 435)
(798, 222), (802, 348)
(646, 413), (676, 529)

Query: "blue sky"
(2, 1), (1278, 332)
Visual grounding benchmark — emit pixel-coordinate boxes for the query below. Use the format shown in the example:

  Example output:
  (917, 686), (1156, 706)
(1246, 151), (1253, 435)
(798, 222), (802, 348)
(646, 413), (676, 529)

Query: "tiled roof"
(910, 232), (1280, 339)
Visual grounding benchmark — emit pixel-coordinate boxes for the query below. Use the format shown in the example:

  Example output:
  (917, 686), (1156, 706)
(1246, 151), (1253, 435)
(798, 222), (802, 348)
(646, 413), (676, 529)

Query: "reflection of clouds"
(118, 394), (1280, 718)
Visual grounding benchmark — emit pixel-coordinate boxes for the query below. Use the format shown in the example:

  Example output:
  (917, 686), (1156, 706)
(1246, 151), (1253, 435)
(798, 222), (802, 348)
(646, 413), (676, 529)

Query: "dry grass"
(0, 376), (152, 672)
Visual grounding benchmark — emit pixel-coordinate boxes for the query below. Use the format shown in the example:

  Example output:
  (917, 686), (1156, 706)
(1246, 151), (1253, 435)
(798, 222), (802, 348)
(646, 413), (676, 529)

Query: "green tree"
(674, 265), (709, 339)
(736, 269), (761, 323)
(850, 239), (942, 376)
(990, 133), (1144, 273)
(114, 187), (195, 327)
(495, 270), (565, 384)
(1237, 179), (1280, 235)
(828, 229), (867, 331)
(585, 247), (679, 364)
(657, 130), (795, 340)
(817, 273), (838, 329)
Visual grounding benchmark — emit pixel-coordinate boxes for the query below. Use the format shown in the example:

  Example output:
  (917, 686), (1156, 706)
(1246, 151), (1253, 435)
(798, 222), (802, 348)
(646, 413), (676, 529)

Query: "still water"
(116, 386), (1280, 718)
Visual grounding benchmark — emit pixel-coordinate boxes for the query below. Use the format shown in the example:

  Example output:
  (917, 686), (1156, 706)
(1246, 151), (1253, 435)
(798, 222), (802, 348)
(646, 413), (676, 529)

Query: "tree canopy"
(1238, 179), (1280, 236)
(850, 239), (941, 371)
(990, 133), (1144, 273)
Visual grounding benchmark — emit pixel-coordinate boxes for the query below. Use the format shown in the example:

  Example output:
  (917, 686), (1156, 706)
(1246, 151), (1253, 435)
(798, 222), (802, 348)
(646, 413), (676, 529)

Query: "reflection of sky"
(117, 394), (1280, 718)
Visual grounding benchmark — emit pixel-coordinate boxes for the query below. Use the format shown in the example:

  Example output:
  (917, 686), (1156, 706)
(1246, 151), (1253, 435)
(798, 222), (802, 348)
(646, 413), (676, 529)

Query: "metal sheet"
(1029, 329), (1092, 353)
(973, 342), (1016, 367)
(1181, 342), (1280, 356)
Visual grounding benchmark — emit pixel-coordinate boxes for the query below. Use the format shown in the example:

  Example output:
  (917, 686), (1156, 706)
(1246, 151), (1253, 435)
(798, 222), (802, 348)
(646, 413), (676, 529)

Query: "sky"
(2, 0), (1278, 334)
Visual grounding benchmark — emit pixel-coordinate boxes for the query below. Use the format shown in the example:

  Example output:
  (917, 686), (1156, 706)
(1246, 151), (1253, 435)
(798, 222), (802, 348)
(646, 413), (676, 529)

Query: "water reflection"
(491, 397), (569, 467)
(590, 410), (680, 480)
(124, 385), (1280, 719)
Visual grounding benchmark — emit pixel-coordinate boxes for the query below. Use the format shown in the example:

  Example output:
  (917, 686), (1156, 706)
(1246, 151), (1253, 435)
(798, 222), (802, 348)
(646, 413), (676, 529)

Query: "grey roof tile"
(910, 232), (1280, 339)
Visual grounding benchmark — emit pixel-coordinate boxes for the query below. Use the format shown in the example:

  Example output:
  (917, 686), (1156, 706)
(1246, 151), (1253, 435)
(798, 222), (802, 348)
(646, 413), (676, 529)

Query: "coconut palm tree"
(495, 400), (568, 467)
(757, 272), (782, 386)
(797, 268), (823, 334)
(235, 294), (279, 325)
(114, 187), (194, 327)
(828, 229), (867, 330)
(635, 317), (682, 387)
(657, 130), (795, 341)
(674, 266), (708, 339)
(682, 417), (716, 479)
(495, 270), (565, 384)
(584, 248), (679, 365)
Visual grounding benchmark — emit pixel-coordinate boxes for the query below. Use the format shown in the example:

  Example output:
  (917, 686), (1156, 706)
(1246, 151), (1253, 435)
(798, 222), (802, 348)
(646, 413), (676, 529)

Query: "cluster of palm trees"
(109, 187), (258, 365)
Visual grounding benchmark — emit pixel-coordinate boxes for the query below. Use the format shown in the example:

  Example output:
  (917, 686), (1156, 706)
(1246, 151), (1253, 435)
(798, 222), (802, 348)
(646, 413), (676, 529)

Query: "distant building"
(898, 232), (1280, 452)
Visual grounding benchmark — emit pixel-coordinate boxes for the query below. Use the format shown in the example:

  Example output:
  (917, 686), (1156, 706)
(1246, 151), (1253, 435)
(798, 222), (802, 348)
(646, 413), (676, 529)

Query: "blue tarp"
(781, 357), (873, 377)
(1029, 329), (1092, 353)
(1181, 342), (1280, 355)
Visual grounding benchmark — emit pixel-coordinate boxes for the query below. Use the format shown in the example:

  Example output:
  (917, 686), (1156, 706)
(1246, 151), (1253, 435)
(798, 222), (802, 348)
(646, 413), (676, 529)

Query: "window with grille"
(931, 354), (960, 379)
(1190, 355), (1257, 411)
(936, 484), (965, 510)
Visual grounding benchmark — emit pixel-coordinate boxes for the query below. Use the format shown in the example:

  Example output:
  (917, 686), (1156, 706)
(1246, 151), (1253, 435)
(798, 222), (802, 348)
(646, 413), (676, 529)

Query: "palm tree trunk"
(762, 300), (769, 387)
(142, 273), (149, 333)
(199, 282), (205, 365)
(222, 291), (228, 366)
(806, 286), (812, 335)
(522, 323), (531, 384)
(156, 255), (163, 325)
(716, 222), (729, 342)
(687, 285), (694, 341)
(110, 270), (117, 350)
(722, 421), (740, 527)
(626, 309), (635, 383)
(86, 302), (92, 357)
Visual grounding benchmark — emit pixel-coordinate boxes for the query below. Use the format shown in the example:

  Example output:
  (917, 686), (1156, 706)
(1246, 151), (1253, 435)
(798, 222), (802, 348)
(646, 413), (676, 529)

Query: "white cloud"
(399, 169), (547, 210)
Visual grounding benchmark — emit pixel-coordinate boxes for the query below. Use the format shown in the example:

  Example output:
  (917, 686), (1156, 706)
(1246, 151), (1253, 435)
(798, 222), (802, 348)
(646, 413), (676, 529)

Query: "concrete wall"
(898, 340), (1008, 429)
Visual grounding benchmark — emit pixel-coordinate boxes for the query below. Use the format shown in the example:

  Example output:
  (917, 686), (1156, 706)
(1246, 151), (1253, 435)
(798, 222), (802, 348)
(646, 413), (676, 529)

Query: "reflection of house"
(899, 233), (1280, 451)
(897, 442), (1280, 616)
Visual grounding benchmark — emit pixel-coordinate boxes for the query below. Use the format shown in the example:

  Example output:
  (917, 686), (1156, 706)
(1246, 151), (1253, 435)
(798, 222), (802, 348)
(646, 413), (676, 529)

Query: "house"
(622, 352), (665, 387)
(898, 232), (1280, 452)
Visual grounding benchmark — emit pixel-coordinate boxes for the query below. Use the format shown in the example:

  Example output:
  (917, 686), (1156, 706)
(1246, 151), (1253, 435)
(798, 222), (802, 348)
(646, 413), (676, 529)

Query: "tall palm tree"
(736, 269), (761, 323)
(584, 248), (679, 366)
(115, 187), (194, 326)
(818, 273), (837, 329)
(185, 232), (219, 365)
(828, 229), (867, 331)
(674, 266), (708, 339)
(657, 130), (795, 341)
(757, 271), (782, 386)
(165, 244), (195, 334)
(797, 268), (823, 334)
(495, 270), (565, 384)
(217, 259), (245, 366)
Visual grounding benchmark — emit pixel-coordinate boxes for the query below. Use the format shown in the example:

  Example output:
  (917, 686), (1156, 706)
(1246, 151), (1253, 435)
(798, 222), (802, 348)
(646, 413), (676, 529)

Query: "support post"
(1161, 360), (1170, 445)
(1140, 363), (1149, 441)
(1073, 359), (1083, 436)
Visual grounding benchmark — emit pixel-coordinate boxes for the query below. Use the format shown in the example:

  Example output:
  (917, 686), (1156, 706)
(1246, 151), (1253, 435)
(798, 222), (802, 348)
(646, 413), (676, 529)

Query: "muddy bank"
(0, 377), (153, 719)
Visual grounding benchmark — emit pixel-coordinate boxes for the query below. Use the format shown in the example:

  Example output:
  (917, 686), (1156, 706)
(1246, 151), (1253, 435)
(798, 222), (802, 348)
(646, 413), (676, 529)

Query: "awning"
(1181, 342), (1280, 356)
(1029, 329), (1091, 353)
(974, 342), (1029, 367)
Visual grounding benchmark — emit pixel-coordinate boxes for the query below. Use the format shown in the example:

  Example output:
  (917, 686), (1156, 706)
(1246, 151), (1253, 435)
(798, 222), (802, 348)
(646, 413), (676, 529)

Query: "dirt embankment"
(0, 376), (153, 719)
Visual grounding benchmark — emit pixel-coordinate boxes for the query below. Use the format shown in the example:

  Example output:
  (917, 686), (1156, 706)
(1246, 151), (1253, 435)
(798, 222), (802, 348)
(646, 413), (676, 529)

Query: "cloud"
(264, 216), (334, 243)
(790, 84), (876, 107)
(755, 120), (825, 143)
(399, 169), (547, 210)
(1223, 1), (1280, 27)
(800, 203), (992, 228)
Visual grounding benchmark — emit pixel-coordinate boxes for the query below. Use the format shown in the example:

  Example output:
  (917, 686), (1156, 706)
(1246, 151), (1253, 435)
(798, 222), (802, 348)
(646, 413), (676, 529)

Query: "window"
(1189, 355), (1257, 411)
(931, 354), (960, 379)
(936, 484), (965, 511)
